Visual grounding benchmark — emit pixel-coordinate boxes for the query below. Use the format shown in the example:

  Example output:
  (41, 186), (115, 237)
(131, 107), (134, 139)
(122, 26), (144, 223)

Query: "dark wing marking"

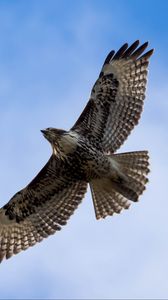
(71, 40), (154, 153)
(0, 155), (87, 262)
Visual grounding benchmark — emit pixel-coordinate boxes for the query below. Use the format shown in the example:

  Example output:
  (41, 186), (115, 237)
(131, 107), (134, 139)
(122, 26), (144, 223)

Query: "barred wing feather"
(72, 40), (153, 153)
(0, 155), (87, 262)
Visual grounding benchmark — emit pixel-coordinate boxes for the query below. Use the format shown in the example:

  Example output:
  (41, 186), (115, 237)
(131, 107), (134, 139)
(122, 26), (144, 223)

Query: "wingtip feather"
(103, 40), (153, 65)
(131, 41), (149, 59)
(140, 48), (154, 60)
(113, 43), (128, 60)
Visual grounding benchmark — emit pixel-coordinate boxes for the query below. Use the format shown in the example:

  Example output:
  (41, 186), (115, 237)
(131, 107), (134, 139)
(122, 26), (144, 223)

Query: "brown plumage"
(0, 40), (153, 262)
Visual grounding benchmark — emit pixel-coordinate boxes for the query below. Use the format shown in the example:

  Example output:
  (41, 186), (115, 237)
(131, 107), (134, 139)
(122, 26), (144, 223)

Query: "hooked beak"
(41, 129), (48, 137)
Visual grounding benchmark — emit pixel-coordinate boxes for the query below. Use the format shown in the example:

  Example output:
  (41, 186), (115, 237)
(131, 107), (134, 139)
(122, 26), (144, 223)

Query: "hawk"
(0, 40), (153, 262)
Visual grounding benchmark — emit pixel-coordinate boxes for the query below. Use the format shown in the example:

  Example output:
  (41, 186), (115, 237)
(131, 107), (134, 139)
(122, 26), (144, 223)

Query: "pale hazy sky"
(0, 0), (167, 299)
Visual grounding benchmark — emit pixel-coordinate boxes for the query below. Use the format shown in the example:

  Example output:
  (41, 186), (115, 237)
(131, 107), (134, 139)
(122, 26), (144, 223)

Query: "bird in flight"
(0, 40), (153, 262)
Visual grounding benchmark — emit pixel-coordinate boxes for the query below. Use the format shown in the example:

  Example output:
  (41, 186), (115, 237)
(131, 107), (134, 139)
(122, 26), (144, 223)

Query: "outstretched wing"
(71, 40), (153, 153)
(0, 155), (87, 262)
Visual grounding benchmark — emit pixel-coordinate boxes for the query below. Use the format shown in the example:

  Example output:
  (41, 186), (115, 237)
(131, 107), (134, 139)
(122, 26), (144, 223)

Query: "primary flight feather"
(0, 40), (153, 262)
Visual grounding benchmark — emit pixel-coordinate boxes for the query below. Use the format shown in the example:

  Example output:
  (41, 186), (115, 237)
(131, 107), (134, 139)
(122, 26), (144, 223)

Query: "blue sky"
(0, 0), (167, 299)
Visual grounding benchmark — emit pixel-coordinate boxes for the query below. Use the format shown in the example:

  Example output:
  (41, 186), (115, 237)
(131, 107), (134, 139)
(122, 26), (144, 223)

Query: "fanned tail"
(90, 151), (149, 219)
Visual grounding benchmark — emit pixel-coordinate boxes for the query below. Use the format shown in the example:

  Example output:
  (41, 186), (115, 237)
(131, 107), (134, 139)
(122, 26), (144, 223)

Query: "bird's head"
(41, 128), (67, 153)
(41, 128), (66, 143)
(41, 127), (78, 156)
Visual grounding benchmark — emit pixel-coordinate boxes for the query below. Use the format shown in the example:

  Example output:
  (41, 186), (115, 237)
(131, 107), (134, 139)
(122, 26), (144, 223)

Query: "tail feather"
(90, 151), (149, 219)
(90, 182), (130, 219)
(114, 151), (149, 199)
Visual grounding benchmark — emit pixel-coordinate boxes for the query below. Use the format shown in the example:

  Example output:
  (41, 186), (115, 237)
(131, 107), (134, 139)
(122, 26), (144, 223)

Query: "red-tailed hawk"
(0, 40), (153, 262)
